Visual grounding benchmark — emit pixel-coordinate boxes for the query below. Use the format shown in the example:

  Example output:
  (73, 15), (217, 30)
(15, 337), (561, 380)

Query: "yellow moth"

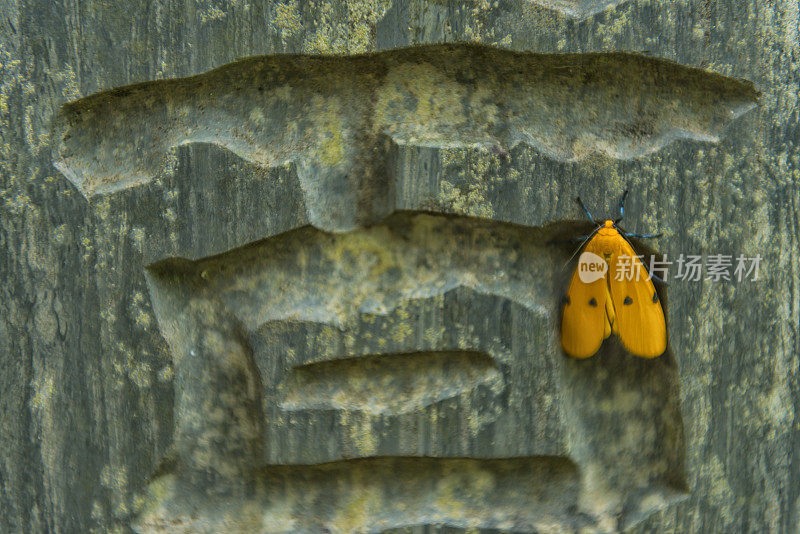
(560, 191), (667, 358)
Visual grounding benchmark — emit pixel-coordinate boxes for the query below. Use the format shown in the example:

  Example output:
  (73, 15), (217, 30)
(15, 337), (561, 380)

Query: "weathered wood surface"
(0, 1), (798, 532)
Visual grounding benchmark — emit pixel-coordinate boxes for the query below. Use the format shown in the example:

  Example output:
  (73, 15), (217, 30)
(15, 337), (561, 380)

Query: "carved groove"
(281, 351), (501, 415)
(53, 44), (757, 230)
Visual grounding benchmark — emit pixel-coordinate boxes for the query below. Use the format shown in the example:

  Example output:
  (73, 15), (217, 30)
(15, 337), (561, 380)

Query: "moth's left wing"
(608, 240), (667, 358)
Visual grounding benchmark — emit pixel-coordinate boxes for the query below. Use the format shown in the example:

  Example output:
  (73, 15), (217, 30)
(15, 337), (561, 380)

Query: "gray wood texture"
(0, 0), (798, 532)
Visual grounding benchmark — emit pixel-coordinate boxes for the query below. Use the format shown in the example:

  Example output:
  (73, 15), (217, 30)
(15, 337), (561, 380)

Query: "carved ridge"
(53, 44), (757, 232)
(142, 212), (688, 532)
(135, 456), (586, 532)
(280, 350), (502, 415)
(529, 0), (630, 18)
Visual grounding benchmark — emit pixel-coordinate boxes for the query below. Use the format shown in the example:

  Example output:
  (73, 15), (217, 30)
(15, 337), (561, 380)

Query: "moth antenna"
(614, 190), (629, 224)
(561, 226), (601, 269)
(576, 196), (597, 224)
(625, 232), (663, 239)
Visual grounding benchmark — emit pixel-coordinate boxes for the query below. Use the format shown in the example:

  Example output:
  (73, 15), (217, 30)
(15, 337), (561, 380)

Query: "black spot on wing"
(589, 298), (597, 307)
(624, 296), (633, 305)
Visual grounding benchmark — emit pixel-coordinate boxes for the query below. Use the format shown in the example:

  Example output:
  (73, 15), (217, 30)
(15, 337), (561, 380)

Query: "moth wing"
(560, 240), (610, 358)
(608, 238), (667, 358)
